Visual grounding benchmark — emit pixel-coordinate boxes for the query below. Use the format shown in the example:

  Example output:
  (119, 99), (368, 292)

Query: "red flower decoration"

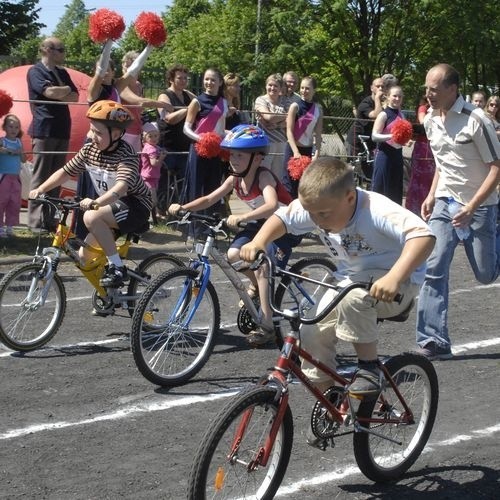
(0, 89), (13, 117)
(287, 155), (312, 181)
(391, 119), (413, 145)
(134, 12), (167, 47)
(195, 132), (222, 159)
(88, 9), (125, 42)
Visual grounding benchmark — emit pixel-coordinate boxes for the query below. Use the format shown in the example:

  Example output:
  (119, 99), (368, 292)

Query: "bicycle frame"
(228, 263), (416, 467)
(180, 223), (262, 328)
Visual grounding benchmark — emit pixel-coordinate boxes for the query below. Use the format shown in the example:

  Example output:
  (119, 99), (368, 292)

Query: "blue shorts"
(230, 221), (302, 269)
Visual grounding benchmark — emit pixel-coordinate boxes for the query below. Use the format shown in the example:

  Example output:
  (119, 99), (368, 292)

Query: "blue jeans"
(416, 197), (499, 349)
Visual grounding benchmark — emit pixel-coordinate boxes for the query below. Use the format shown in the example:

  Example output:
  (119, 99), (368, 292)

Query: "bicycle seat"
(378, 299), (415, 323)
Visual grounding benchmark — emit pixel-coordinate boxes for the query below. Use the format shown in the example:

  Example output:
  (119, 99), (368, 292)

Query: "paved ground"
(0, 200), (499, 499)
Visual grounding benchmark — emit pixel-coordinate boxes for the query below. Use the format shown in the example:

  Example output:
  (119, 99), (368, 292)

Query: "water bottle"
(447, 197), (471, 240)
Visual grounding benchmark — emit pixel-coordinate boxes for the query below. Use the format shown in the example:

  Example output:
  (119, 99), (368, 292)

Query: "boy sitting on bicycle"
(29, 100), (153, 288)
(169, 124), (298, 346)
(240, 156), (435, 398)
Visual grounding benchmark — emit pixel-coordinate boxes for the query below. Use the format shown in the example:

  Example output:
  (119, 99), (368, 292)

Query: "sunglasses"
(488, 102), (498, 107)
(50, 47), (65, 53)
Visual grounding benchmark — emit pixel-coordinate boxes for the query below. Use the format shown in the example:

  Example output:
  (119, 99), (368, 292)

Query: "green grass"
(0, 224), (183, 258)
(0, 229), (52, 258)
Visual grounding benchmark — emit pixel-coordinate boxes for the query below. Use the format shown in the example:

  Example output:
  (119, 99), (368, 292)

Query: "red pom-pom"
(219, 148), (231, 162)
(287, 155), (312, 181)
(0, 89), (13, 117)
(391, 119), (413, 145)
(134, 12), (167, 47)
(195, 132), (222, 159)
(88, 9), (125, 42)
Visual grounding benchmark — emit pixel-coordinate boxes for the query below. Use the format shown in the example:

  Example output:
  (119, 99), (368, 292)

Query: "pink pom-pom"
(195, 132), (222, 159)
(287, 155), (312, 181)
(88, 9), (125, 42)
(392, 119), (413, 145)
(0, 89), (13, 117)
(134, 12), (167, 47)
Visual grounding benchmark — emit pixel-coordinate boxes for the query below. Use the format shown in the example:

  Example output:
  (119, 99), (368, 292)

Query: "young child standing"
(140, 122), (167, 221)
(169, 124), (298, 346)
(0, 114), (26, 237)
(240, 156), (435, 404)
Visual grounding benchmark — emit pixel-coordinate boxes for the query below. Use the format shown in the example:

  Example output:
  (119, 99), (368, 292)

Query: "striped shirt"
(63, 140), (152, 211)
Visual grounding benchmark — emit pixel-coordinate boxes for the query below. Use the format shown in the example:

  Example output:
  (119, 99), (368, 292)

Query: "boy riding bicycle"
(240, 156), (435, 399)
(29, 100), (152, 288)
(169, 124), (299, 346)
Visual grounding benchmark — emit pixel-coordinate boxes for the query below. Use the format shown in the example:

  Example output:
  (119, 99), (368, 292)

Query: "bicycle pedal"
(306, 436), (329, 451)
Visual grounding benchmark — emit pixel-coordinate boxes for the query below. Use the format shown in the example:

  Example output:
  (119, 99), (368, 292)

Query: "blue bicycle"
(130, 211), (336, 387)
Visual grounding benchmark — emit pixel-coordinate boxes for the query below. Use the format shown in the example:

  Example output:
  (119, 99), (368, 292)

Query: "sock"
(107, 253), (123, 268)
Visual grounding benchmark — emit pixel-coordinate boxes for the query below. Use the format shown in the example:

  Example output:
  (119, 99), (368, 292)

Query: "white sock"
(107, 254), (123, 267)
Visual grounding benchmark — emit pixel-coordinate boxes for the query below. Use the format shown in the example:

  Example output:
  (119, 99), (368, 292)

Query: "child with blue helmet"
(169, 124), (298, 346)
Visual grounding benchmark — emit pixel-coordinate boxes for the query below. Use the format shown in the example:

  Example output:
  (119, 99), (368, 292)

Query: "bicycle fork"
(229, 390), (291, 471)
(26, 257), (56, 309)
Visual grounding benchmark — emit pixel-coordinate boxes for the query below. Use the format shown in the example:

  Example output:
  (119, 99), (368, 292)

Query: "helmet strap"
(102, 127), (124, 153)
(228, 152), (255, 178)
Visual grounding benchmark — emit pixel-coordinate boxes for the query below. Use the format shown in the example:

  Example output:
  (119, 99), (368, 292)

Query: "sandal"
(246, 326), (275, 348)
(239, 284), (259, 308)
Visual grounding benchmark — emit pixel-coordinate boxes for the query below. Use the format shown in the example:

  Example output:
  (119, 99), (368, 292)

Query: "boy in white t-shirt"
(240, 156), (435, 401)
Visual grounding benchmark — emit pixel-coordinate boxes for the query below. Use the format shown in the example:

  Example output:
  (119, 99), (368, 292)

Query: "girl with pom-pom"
(371, 85), (409, 204)
(183, 68), (228, 220)
(87, 10), (170, 153)
(282, 75), (323, 198)
(169, 125), (298, 347)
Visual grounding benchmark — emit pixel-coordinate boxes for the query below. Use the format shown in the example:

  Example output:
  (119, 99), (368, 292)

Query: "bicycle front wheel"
(188, 385), (293, 500)
(274, 257), (337, 345)
(131, 268), (220, 386)
(0, 262), (66, 351)
(126, 252), (184, 317)
(353, 352), (439, 482)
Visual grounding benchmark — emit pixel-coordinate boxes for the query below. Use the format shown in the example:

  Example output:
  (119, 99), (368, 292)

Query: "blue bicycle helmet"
(220, 124), (269, 154)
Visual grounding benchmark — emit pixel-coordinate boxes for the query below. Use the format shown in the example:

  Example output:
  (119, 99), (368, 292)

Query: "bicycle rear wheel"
(131, 268), (220, 386)
(0, 261), (66, 351)
(353, 352), (439, 482)
(274, 257), (337, 346)
(188, 385), (293, 499)
(126, 252), (184, 317)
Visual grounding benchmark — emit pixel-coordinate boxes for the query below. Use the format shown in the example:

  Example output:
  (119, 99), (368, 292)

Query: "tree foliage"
(0, 0), (43, 56)
(4, 0), (499, 107)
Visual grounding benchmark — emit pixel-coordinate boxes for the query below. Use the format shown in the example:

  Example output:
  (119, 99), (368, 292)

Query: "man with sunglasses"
(27, 37), (79, 232)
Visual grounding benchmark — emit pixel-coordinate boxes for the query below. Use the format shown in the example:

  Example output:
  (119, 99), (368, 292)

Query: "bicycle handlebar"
(256, 253), (402, 325)
(29, 195), (99, 211)
(174, 210), (252, 231)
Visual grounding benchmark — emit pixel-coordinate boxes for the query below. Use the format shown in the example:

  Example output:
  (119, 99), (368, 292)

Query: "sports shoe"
(417, 342), (453, 361)
(348, 366), (381, 399)
(246, 326), (275, 347)
(99, 265), (127, 288)
(0, 227), (7, 239)
(6, 226), (14, 236)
